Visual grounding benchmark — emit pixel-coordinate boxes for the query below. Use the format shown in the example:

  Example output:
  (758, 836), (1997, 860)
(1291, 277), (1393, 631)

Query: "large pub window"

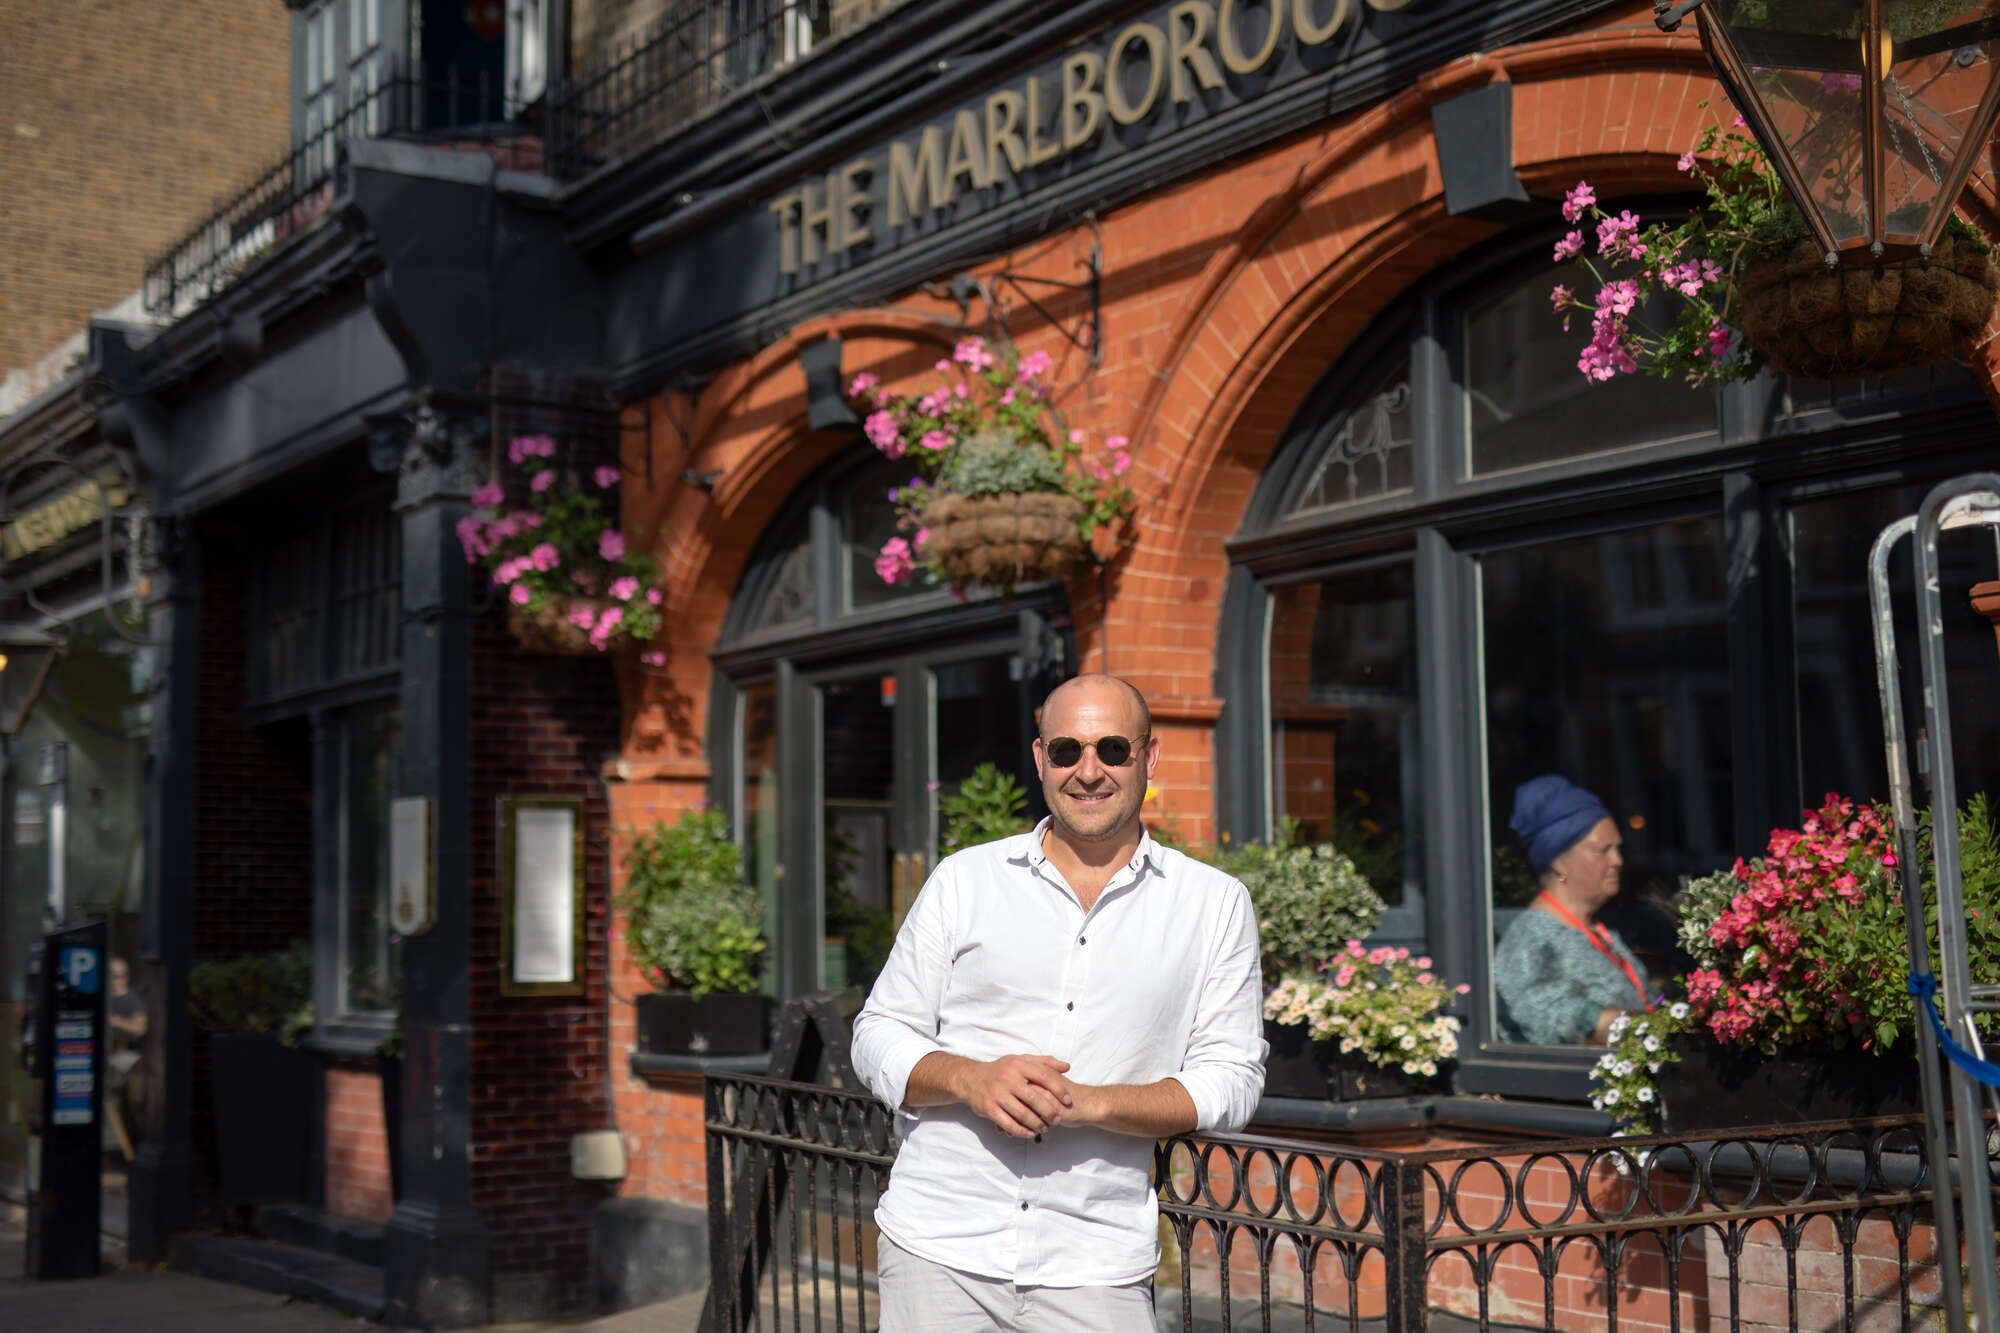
(1224, 219), (2000, 1102)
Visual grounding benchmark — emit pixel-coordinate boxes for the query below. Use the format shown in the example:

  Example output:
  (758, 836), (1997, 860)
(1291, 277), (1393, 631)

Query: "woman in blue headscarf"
(1493, 775), (1652, 1045)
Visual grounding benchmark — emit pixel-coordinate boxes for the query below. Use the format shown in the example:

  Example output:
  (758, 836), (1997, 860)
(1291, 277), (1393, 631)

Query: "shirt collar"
(1018, 816), (1159, 877)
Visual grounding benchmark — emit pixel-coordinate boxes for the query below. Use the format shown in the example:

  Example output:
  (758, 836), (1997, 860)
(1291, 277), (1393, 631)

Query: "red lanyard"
(1537, 892), (1650, 1009)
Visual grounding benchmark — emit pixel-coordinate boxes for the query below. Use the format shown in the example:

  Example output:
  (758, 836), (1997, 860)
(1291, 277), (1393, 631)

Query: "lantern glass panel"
(1711, 0), (1872, 243)
(1882, 1), (2000, 239)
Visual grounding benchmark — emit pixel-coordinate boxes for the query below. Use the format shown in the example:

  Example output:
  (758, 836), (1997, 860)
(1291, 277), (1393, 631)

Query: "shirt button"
(1066, 1001), (1075, 1011)
(1078, 936), (1087, 945)
(1034, 1134), (1043, 1143)
(1020, 1202), (1029, 1211)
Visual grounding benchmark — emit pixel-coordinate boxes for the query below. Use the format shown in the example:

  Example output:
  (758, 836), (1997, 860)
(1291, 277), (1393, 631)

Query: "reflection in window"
(1791, 485), (2000, 811)
(339, 702), (401, 1018)
(820, 677), (895, 992)
(1481, 516), (1730, 1008)
(744, 515), (814, 635)
(1268, 565), (1418, 907)
(1465, 260), (1715, 475)
(739, 682), (780, 994)
(1287, 360), (1413, 514)
(845, 462), (931, 611)
(931, 655), (1034, 850)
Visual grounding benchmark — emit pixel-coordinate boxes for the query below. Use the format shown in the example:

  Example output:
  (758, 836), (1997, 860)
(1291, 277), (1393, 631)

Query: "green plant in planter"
(621, 807), (767, 1000)
(1217, 819), (1387, 979)
(188, 941), (315, 1046)
(939, 762), (1031, 855)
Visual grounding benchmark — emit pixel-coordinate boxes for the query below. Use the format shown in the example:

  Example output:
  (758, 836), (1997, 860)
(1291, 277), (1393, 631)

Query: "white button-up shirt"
(851, 820), (1267, 1287)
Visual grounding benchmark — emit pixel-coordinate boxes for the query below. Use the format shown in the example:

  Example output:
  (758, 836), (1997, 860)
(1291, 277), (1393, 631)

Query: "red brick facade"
(324, 1063), (394, 1223)
(597, 9), (2000, 1252)
(468, 612), (623, 1311)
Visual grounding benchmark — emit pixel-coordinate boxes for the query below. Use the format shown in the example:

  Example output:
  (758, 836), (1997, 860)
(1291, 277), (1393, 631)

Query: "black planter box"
(1262, 1019), (1337, 1100)
(1659, 1036), (1923, 1133)
(636, 992), (771, 1056)
(1262, 1020), (1425, 1102)
(209, 1032), (312, 1205)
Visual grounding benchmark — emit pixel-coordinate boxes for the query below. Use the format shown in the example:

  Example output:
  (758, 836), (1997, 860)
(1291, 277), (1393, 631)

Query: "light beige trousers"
(875, 1234), (1157, 1332)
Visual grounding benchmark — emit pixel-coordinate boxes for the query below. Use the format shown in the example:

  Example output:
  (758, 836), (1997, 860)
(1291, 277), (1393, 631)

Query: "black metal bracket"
(935, 222), (1103, 367)
(1654, 0), (1709, 33)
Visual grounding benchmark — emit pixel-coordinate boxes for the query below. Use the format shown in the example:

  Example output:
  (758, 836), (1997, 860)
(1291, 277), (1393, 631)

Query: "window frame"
(312, 694), (403, 1051)
(1220, 213), (1993, 1100)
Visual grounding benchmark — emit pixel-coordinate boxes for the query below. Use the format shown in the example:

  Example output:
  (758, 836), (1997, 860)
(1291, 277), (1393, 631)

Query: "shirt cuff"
(1166, 1068), (1255, 1135)
(875, 1034), (945, 1117)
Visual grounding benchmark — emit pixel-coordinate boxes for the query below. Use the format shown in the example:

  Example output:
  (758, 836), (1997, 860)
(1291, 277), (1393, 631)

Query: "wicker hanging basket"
(1736, 232), (2000, 380)
(921, 491), (1087, 589)
(506, 597), (612, 655)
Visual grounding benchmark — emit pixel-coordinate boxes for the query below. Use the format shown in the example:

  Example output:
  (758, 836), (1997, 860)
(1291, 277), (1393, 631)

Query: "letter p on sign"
(60, 946), (100, 994)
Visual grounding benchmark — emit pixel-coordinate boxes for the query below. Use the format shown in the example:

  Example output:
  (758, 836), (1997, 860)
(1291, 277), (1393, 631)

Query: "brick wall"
(0, 1), (291, 377)
(192, 523), (313, 961)
(325, 1063), (393, 1223)
(468, 610), (622, 1314)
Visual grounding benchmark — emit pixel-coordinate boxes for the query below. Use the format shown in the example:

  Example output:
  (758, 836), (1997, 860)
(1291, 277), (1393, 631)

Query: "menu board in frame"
(500, 795), (586, 997)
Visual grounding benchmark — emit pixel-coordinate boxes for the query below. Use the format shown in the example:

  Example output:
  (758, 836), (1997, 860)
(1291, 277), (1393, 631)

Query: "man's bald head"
(1039, 674), (1150, 738)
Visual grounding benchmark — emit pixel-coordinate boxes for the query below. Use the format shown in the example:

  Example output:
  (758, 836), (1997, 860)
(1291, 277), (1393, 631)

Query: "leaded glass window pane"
(1286, 360), (1413, 515)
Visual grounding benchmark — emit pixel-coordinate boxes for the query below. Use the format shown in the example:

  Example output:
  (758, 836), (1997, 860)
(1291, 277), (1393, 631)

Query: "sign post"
(25, 919), (107, 1278)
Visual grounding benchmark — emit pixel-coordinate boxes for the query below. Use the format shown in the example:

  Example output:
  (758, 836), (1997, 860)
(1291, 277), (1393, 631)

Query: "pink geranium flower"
(609, 576), (640, 601)
(530, 469), (555, 493)
(594, 466), (620, 488)
(471, 482), (505, 508)
(509, 583), (532, 606)
(599, 530), (626, 562)
(1562, 181), (1596, 223)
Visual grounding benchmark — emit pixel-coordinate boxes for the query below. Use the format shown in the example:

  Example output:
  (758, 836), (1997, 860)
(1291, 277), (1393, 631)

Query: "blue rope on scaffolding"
(1909, 973), (2000, 1088)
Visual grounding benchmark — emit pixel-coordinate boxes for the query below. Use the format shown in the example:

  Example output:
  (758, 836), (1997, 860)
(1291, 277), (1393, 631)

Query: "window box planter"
(1658, 1036), (1922, 1134)
(208, 1032), (313, 1205)
(635, 991), (770, 1056)
(1262, 1020), (1423, 1102)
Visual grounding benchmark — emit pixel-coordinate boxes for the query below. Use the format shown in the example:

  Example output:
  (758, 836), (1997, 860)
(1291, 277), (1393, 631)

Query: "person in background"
(1494, 775), (1652, 1045)
(105, 956), (147, 1159)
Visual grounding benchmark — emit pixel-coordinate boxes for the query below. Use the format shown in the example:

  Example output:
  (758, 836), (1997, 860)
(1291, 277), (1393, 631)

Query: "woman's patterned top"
(1493, 907), (1648, 1046)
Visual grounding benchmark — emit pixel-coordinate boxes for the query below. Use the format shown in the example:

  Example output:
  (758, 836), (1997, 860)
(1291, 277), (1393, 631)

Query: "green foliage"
(189, 942), (315, 1046)
(1675, 868), (1740, 970)
(621, 808), (767, 999)
(940, 762), (1032, 855)
(942, 431), (1069, 497)
(1217, 819), (1387, 977)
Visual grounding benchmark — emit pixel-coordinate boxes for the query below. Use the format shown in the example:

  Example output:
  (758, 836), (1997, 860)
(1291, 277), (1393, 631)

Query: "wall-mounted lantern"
(1658, 0), (2000, 264)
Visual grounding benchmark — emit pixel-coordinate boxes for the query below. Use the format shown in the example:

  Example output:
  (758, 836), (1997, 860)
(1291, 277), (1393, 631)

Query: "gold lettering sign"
(1, 479), (128, 563)
(765, 0), (1417, 273)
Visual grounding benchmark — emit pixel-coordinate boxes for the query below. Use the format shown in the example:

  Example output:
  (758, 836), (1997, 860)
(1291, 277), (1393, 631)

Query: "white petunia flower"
(1669, 1002), (1690, 1020)
(1637, 1087), (1655, 1102)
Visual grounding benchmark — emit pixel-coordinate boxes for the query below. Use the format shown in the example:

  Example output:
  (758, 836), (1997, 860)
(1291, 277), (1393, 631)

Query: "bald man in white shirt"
(852, 674), (1268, 1331)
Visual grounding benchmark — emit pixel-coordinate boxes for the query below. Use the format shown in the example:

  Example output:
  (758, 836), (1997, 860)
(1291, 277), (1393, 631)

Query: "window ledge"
(302, 1028), (391, 1062)
(630, 1050), (772, 1086)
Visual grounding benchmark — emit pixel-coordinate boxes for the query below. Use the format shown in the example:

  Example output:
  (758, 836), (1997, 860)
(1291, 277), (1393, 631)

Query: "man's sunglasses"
(1042, 734), (1148, 768)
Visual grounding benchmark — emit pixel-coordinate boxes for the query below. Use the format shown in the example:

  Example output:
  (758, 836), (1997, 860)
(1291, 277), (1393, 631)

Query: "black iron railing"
(545, 0), (838, 181)
(703, 1073), (1960, 1331)
(142, 73), (541, 321)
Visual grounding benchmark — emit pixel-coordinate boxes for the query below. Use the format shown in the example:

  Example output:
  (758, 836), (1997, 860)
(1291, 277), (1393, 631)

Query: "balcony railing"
(544, 0), (841, 182)
(703, 1072), (1960, 1331)
(141, 73), (541, 322)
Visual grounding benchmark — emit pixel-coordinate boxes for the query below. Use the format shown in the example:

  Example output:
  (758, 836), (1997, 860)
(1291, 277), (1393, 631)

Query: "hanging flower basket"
(1736, 232), (2000, 380)
(1548, 105), (2000, 386)
(921, 491), (1086, 588)
(505, 596), (614, 656)
(847, 337), (1136, 596)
